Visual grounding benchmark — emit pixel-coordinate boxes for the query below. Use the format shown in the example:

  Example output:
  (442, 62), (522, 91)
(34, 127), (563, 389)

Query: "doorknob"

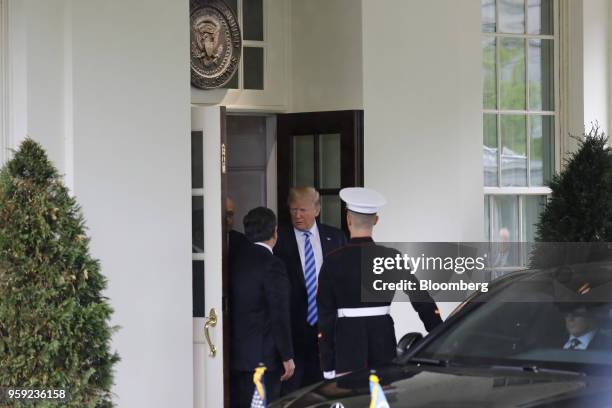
(204, 308), (218, 357)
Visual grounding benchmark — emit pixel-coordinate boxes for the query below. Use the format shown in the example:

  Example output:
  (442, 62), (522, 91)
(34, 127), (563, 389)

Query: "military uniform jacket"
(317, 237), (442, 373)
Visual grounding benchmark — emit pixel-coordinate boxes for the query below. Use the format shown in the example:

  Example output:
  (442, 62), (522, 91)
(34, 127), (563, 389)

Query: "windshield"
(415, 272), (612, 369)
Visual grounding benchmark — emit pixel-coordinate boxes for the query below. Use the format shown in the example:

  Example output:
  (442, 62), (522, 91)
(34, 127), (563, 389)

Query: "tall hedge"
(0, 139), (119, 407)
(530, 127), (612, 268)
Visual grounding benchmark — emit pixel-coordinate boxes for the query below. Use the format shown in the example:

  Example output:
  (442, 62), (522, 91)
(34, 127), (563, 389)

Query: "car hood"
(271, 363), (612, 408)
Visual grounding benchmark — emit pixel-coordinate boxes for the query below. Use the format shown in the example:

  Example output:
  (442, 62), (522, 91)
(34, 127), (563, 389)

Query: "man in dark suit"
(561, 303), (612, 351)
(230, 207), (295, 407)
(274, 187), (346, 393)
(226, 197), (249, 259)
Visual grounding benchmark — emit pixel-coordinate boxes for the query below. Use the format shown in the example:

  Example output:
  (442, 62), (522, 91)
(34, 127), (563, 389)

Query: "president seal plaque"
(190, 0), (241, 89)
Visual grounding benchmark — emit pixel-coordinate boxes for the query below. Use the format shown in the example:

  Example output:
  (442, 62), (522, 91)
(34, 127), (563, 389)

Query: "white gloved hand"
(323, 370), (336, 380)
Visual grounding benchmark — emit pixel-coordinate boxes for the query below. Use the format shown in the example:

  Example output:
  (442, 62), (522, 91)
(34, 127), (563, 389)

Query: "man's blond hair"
(288, 186), (320, 208)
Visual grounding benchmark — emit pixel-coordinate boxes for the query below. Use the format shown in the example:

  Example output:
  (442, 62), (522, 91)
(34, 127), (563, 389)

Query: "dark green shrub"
(0, 139), (119, 407)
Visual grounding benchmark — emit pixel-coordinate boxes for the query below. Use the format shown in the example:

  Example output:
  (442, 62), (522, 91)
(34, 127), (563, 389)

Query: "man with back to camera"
(317, 187), (443, 379)
(274, 186), (346, 393)
(229, 207), (295, 407)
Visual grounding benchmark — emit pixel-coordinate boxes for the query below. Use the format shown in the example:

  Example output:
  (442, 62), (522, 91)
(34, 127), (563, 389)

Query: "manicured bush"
(0, 139), (119, 407)
(531, 126), (612, 268)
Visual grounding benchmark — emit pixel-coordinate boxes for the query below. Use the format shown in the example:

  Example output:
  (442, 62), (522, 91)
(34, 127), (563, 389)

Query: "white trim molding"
(484, 187), (553, 196)
(558, 0), (585, 163)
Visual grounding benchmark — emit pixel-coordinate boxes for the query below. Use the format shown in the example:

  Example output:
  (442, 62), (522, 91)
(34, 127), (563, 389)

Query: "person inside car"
(561, 303), (612, 351)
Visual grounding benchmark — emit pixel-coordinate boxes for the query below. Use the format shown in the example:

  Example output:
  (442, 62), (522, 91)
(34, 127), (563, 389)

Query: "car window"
(417, 274), (612, 368)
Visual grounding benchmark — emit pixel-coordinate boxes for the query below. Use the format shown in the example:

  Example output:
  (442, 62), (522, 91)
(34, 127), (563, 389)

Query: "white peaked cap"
(339, 187), (386, 214)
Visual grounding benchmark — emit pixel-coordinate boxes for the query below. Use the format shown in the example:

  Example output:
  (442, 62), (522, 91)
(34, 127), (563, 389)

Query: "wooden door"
(276, 110), (363, 233)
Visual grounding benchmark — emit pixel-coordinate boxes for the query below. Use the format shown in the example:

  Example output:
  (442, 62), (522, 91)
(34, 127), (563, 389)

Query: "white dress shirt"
(293, 223), (324, 279)
(255, 242), (273, 254)
(563, 330), (597, 350)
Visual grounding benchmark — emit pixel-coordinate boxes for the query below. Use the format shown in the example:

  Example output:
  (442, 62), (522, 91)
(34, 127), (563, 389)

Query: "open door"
(276, 110), (364, 233)
(191, 106), (229, 408)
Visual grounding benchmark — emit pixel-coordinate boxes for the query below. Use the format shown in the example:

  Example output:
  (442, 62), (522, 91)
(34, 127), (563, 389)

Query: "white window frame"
(234, 0), (266, 91)
(483, 0), (560, 244)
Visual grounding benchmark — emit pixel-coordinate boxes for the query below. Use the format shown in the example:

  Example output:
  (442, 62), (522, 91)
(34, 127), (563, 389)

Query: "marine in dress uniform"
(317, 188), (443, 378)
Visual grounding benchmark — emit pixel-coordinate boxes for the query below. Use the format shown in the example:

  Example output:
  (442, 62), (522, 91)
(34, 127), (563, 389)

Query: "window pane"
(320, 194), (341, 229)
(501, 115), (527, 186)
(492, 195), (521, 267)
(492, 195), (519, 243)
(293, 135), (314, 186)
(192, 260), (205, 317)
(500, 0), (525, 33)
(484, 114), (498, 186)
(528, 0), (553, 35)
(500, 38), (526, 110)
(244, 47), (264, 90)
(192, 196), (204, 253)
(244, 0), (264, 41)
(528, 39), (554, 111)
(522, 195), (546, 242)
(319, 133), (341, 189)
(191, 131), (203, 189)
(481, 0), (496, 32)
(530, 115), (555, 186)
(482, 37), (497, 109)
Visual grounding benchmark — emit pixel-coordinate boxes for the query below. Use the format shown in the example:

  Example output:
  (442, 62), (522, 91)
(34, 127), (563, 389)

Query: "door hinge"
(221, 143), (227, 174)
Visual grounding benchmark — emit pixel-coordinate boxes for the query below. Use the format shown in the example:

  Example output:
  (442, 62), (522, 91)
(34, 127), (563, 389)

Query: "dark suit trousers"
(230, 370), (281, 408)
(281, 324), (323, 395)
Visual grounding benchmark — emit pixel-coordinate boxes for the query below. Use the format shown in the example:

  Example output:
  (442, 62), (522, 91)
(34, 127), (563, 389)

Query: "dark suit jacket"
(230, 243), (293, 372)
(228, 229), (249, 268)
(274, 222), (346, 357)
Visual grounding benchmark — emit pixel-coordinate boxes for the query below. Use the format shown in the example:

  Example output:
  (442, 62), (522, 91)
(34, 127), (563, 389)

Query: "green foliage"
(0, 139), (119, 407)
(535, 127), (612, 243)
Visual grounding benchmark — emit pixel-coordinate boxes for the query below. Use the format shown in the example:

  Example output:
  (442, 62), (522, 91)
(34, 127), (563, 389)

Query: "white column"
(0, 0), (8, 166)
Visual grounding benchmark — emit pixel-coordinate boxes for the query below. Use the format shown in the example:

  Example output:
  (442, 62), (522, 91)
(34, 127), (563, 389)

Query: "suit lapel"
(318, 223), (333, 258)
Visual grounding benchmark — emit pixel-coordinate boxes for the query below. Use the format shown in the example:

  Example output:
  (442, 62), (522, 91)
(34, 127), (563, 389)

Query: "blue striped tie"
(303, 232), (318, 326)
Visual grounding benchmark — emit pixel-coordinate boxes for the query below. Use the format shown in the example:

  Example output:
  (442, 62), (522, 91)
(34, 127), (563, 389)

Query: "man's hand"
(280, 359), (295, 381)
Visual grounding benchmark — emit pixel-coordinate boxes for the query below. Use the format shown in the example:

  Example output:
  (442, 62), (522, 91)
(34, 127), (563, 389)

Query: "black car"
(271, 265), (612, 407)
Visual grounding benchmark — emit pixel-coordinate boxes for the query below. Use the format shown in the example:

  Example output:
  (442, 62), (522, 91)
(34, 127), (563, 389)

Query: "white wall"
(583, 0), (610, 134)
(290, 0), (363, 112)
(12, 1), (193, 407)
(362, 0), (483, 334)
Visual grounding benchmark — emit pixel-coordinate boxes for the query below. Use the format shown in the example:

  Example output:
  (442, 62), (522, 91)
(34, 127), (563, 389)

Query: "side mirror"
(396, 332), (423, 357)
